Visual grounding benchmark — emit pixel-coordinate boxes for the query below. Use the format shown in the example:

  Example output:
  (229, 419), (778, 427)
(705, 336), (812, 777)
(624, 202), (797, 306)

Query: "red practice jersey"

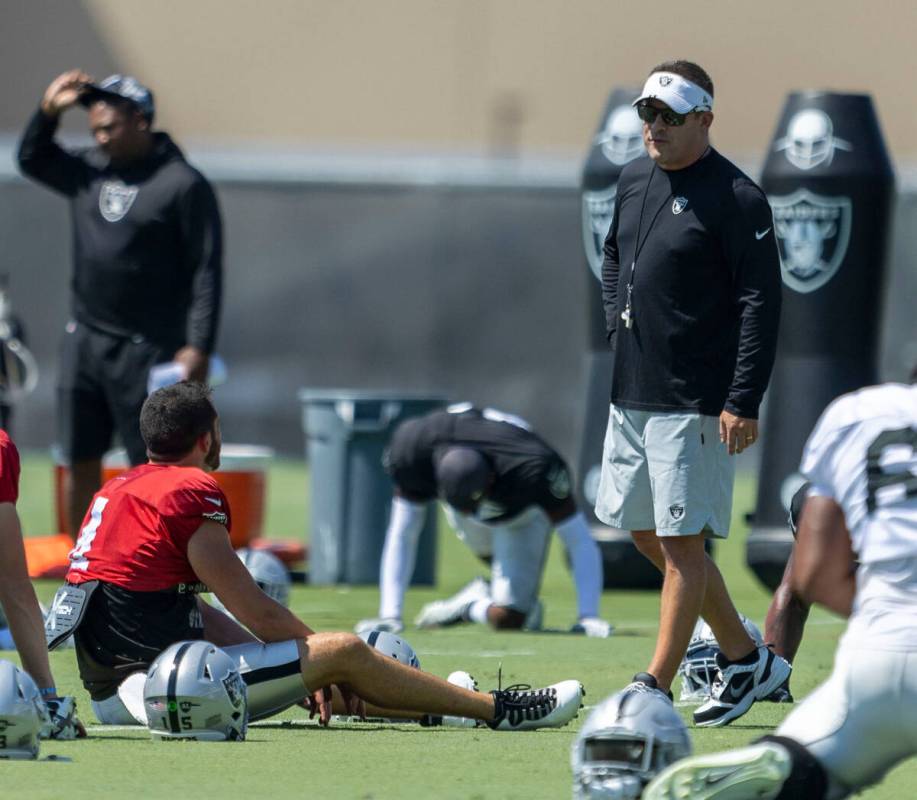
(0, 430), (20, 504)
(66, 463), (231, 591)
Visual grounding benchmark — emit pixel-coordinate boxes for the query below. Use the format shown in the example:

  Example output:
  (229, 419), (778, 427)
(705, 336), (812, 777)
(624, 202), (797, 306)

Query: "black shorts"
(73, 582), (203, 701)
(57, 322), (175, 464)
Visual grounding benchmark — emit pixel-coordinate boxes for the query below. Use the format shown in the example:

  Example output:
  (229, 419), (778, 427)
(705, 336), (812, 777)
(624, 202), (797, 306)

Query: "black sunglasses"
(636, 103), (696, 127)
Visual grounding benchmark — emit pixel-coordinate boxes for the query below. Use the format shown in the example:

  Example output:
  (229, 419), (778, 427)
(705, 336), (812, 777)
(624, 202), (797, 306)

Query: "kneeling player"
(644, 372), (917, 799)
(356, 405), (611, 637)
(52, 382), (583, 731)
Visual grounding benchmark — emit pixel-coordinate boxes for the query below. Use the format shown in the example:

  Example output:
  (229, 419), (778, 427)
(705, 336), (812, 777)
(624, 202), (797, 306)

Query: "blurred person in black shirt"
(355, 405), (612, 638)
(18, 69), (222, 540)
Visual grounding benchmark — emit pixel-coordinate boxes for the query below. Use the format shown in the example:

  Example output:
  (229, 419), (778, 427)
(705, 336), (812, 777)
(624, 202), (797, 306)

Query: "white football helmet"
(0, 659), (46, 759)
(144, 641), (248, 741)
(572, 685), (692, 799)
(678, 615), (764, 704)
(358, 629), (421, 669)
(236, 548), (291, 605)
(212, 548), (291, 616)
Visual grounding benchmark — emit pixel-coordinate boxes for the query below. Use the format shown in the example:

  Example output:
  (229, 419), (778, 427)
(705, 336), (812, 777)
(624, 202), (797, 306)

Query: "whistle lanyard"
(622, 164), (672, 330)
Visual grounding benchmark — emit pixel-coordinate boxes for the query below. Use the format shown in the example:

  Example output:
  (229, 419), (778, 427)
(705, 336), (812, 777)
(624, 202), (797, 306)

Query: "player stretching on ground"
(355, 404), (611, 637)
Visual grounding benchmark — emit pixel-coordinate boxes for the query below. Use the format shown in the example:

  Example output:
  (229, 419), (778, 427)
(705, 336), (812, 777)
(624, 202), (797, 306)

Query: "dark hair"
(140, 381), (217, 459)
(89, 94), (152, 124)
(649, 60), (714, 97)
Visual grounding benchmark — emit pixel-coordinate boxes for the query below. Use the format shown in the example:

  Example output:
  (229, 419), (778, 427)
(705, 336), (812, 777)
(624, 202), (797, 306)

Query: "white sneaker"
(415, 577), (490, 628)
(354, 617), (403, 635)
(694, 646), (792, 728)
(643, 741), (792, 800)
(487, 680), (584, 731)
(570, 616), (614, 638)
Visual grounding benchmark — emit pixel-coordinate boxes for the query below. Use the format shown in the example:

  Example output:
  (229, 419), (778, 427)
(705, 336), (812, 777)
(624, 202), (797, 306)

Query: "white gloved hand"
(41, 696), (86, 739)
(571, 617), (615, 638)
(354, 617), (403, 635)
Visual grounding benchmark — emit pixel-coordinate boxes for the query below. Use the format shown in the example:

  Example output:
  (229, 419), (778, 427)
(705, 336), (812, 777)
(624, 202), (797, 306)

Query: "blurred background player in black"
(355, 405), (612, 637)
(17, 69), (222, 541)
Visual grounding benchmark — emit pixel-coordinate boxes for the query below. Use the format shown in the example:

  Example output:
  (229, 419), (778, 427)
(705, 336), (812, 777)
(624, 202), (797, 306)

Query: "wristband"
(39, 686), (58, 698)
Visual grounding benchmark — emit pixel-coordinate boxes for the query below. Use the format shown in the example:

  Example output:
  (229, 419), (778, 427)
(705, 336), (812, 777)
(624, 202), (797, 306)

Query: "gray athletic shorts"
(444, 505), (551, 613)
(594, 403), (734, 537)
(777, 644), (917, 798)
(93, 640), (306, 725)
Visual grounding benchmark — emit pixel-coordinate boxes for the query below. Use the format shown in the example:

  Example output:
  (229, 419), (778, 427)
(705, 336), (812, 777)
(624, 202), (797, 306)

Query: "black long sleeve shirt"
(602, 148), (781, 419)
(17, 109), (222, 352)
(385, 408), (572, 523)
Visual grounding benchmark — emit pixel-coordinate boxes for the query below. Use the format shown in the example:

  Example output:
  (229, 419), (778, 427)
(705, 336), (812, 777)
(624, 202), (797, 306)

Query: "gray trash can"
(299, 390), (444, 585)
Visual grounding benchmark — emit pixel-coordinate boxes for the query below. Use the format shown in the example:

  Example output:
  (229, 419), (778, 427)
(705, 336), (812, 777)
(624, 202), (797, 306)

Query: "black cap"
(434, 447), (492, 511)
(79, 74), (155, 122)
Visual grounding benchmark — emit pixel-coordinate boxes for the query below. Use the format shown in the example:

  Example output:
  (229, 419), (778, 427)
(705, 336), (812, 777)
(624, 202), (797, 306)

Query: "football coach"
(18, 69), (223, 542)
(595, 59), (787, 727)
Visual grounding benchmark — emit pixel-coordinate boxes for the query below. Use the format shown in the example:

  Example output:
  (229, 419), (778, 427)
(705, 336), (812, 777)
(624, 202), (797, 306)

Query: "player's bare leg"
(764, 552), (811, 662)
(646, 534), (708, 691)
(299, 633), (495, 719)
(633, 531), (755, 661)
(66, 459), (102, 540)
(487, 605), (525, 629)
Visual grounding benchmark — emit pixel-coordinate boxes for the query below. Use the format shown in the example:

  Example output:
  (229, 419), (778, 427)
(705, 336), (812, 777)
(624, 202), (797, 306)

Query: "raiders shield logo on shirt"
(99, 180), (139, 222)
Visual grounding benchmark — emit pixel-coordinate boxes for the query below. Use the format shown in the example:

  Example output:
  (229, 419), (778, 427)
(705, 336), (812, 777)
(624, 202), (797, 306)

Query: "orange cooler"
(55, 445), (274, 549)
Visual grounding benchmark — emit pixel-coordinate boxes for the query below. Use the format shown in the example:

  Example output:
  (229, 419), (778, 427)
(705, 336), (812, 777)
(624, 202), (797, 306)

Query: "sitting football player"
(355, 404), (612, 637)
(0, 428), (84, 739)
(49, 382), (584, 732)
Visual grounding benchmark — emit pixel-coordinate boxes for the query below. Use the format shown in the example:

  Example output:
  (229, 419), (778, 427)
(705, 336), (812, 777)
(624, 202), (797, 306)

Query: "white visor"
(633, 72), (713, 114)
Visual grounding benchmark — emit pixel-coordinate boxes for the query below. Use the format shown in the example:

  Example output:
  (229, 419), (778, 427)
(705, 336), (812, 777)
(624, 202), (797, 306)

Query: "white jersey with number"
(801, 382), (917, 651)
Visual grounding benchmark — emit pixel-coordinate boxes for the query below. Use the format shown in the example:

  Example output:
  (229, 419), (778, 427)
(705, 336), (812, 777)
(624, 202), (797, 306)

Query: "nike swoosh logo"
(755, 228), (771, 240)
(205, 497), (222, 507)
(721, 674), (754, 702)
(703, 767), (743, 786)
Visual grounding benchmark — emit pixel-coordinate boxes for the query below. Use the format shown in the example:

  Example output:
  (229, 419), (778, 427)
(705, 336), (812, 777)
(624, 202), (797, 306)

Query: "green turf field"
(5, 453), (913, 798)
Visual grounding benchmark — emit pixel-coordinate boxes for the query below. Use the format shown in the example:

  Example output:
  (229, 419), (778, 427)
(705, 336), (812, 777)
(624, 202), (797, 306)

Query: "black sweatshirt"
(385, 408), (572, 523)
(17, 109), (222, 352)
(602, 148), (781, 419)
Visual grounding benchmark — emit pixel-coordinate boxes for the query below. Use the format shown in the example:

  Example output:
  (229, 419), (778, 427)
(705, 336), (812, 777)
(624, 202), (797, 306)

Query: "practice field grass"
(6, 453), (914, 798)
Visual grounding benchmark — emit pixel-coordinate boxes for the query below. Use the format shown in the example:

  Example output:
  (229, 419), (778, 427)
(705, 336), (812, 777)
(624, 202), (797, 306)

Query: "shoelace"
(493, 684), (557, 726)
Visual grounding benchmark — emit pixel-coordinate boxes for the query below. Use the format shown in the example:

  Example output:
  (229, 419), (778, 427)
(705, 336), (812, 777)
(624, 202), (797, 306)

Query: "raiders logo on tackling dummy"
(769, 188), (852, 294)
(582, 104), (645, 282)
(99, 180), (139, 222)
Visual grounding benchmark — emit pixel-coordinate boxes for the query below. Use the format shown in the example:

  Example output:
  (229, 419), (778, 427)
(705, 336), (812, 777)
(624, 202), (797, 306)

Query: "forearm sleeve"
(378, 497), (428, 620)
(555, 512), (603, 619)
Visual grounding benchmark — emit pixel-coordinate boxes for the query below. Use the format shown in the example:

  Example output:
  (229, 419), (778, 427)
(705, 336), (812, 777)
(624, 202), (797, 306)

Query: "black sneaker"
(763, 678), (794, 704)
(693, 646), (792, 727)
(487, 680), (584, 731)
(623, 672), (674, 702)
